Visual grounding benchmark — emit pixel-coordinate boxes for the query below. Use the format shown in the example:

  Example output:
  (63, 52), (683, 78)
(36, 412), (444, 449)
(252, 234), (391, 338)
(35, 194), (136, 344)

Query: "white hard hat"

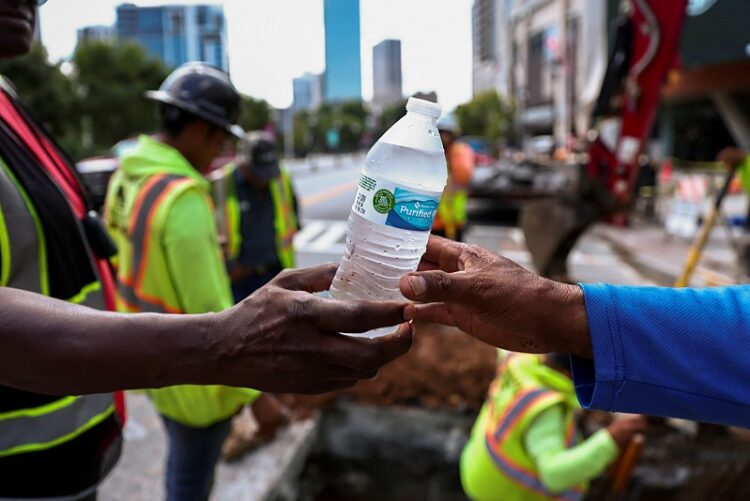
(436, 112), (460, 134)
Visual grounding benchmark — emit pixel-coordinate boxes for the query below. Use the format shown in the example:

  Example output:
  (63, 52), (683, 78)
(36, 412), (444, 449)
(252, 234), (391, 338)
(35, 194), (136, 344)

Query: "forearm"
(0, 287), (215, 394)
(572, 284), (750, 426)
(535, 429), (618, 492)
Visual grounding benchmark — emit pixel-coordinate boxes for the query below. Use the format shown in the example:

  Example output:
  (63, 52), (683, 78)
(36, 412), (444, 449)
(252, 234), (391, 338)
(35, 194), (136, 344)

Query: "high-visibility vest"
(0, 159), (117, 459)
(105, 168), (257, 427)
(460, 353), (586, 501)
(434, 142), (473, 238)
(210, 162), (298, 269)
(739, 155), (750, 195)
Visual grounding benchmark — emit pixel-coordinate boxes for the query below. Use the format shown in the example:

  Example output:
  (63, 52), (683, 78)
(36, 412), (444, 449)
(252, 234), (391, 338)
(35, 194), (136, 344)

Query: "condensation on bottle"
(329, 97), (447, 338)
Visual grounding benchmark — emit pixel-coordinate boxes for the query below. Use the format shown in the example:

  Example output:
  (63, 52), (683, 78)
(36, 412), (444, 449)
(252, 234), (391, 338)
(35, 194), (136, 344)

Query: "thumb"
(400, 270), (473, 304)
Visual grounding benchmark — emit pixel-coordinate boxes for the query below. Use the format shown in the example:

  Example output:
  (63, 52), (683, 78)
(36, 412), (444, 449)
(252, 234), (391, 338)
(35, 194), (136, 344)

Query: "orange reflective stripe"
(128, 174), (166, 236)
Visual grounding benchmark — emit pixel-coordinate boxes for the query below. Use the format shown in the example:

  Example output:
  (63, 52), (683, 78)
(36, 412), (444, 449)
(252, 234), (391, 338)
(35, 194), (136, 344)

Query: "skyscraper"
(116, 3), (229, 72)
(323, 0), (362, 102)
(293, 72), (324, 111)
(372, 39), (402, 107)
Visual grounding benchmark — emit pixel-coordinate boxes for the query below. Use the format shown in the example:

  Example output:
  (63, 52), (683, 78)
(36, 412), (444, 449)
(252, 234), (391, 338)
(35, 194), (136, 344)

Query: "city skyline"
(38, 0), (472, 110)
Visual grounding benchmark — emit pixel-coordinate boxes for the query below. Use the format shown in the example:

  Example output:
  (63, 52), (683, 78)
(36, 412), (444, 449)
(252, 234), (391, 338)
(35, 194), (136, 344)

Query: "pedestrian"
(399, 235), (750, 428)
(209, 131), (299, 460)
(211, 131), (298, 302)
(0, 1), (123, 497)
(717, 147), (750, 278)
(432, 113), (475, 241)
(461, 352), (645, 501)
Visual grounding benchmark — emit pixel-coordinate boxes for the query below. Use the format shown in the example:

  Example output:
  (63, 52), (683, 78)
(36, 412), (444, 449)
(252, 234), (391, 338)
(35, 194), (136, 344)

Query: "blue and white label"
(352, 173), (442, 231)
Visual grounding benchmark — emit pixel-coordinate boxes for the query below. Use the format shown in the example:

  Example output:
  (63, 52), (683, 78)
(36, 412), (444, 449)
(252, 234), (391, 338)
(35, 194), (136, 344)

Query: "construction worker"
(104, 63), (262, 500)
(210, 131), (298, 302)
(717, 147), (750, 277)
(432, 113), (475, 241)
(461, 352), (646, 501)
(209, 131), (299, 460)
(0, 1), (411, 419)
(0, 0), (123, 497)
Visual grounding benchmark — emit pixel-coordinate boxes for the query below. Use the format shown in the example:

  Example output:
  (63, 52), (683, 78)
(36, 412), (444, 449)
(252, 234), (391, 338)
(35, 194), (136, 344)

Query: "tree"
(239, 95), (271, 132)
(292, 100), (368, 155)
(73, 41), (169, 157)
(455, 91), (514, 143)
(0, 43), (84, 159)
(374, 99), (408, 139)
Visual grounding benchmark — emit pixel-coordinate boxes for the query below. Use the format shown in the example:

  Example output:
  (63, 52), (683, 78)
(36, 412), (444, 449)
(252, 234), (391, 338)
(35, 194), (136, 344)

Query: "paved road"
(100, 156), (656, 499)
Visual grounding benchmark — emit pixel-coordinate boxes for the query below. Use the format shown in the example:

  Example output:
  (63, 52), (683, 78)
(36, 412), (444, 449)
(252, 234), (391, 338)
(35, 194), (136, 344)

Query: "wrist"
(547, 281), (592, 358)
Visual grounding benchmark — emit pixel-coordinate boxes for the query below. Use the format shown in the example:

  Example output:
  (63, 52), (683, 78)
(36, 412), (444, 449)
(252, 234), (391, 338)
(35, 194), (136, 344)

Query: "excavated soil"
(279, 323), (497, 416)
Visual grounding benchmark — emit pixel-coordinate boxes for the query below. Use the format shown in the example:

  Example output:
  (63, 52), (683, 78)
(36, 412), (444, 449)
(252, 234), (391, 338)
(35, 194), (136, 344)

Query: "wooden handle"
(611, 433), (645, 494)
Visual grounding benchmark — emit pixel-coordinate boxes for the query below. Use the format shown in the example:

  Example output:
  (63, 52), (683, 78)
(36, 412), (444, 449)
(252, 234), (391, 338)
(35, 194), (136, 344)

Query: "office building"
(116, 3), (229, 71)
(77, 26), (116, 45)
(293, 72), (324, 111)
(323, 0), (362, 102)
(373, 39), (402, 107)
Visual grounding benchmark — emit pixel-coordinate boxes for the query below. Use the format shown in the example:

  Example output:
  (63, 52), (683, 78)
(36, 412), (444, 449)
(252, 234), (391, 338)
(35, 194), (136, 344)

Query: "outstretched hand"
(214, 264), (413, 394)
(400, 236), (592, 358)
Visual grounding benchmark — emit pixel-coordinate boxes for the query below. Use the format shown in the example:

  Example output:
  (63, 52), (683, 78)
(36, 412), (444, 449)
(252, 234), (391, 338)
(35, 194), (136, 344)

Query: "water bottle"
(330, 97), (447, 337)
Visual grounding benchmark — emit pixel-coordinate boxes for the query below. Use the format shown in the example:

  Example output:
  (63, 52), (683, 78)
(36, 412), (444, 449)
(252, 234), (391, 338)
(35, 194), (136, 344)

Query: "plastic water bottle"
(330, 97), (447, 337)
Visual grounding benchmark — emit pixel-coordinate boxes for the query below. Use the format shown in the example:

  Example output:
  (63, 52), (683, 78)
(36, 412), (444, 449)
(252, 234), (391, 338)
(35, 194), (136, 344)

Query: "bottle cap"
(406, 97), (442, 119)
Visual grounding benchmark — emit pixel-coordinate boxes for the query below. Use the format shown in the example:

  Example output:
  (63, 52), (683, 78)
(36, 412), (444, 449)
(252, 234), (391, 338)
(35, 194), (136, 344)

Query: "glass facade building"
(116, 3), (229, 72)
(323, 0), (362, 102)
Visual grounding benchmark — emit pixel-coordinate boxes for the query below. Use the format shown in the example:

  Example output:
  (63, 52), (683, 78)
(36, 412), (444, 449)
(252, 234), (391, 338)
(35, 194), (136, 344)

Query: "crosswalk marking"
(293, 221), (328, 248)
(308, 223), (348, 251)
(294, 220), (347, 253)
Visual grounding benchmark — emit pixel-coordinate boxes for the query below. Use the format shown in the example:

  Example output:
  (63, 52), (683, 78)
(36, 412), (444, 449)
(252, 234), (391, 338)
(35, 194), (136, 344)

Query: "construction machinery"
(521, 0), (689, 279)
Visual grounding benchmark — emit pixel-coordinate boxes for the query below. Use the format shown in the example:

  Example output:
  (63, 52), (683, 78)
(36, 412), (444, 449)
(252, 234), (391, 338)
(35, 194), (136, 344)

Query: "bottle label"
(352, 174), (442, 231)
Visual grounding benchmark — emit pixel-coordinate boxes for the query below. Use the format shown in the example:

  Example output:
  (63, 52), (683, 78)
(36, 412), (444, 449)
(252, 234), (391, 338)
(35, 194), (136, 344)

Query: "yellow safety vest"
(460, 353), (586, 501)
(105, 153), (257, 427)
(0, 156), (115, 459)
(210, 162), (298, 269)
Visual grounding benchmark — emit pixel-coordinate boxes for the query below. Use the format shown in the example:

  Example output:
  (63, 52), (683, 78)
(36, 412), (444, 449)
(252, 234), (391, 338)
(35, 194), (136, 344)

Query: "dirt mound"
(280, 323), (497, 416)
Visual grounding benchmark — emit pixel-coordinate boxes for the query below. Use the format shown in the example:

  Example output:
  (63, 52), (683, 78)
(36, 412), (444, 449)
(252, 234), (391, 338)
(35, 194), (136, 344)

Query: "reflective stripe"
(115, 174), (187, 314)
(483, 435), (583, 501)
(0, 157), (44, 293)
(0, 394), (114, 457)
(485, 388), (584, 501)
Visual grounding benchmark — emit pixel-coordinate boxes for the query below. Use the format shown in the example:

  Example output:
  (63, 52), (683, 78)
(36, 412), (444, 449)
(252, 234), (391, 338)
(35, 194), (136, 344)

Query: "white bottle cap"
(406, 97), (442, 119)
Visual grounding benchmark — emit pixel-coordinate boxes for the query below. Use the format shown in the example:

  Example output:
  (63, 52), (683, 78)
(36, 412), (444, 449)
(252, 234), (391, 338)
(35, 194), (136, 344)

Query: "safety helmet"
(145, 62), (244, 139)
(436, 112), (460, 134)
(237, 131), (280, 181)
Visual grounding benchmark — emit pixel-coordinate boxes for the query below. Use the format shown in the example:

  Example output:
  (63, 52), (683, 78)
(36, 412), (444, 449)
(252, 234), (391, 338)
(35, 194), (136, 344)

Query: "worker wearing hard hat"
(433, 113), (475, 241)
(104, 63), (260, 500)
(461, 352), (645, 501)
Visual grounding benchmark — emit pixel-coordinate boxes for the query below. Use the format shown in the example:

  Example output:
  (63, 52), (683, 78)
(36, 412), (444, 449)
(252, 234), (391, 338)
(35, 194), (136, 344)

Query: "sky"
(39, 0), (474, 111)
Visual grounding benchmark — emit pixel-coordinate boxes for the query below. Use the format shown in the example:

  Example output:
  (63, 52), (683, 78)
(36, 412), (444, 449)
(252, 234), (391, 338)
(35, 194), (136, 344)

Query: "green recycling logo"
(373, 189), (395, 214)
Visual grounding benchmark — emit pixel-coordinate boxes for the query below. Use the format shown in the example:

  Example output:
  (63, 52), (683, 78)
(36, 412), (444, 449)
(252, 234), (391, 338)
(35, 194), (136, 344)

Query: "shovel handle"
(610, 433), (645, 494)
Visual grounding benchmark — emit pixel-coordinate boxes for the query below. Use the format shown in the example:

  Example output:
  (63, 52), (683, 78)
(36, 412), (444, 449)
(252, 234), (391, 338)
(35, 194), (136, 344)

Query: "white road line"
(308, 222), (348, 251)
(293, 221), (328, 248)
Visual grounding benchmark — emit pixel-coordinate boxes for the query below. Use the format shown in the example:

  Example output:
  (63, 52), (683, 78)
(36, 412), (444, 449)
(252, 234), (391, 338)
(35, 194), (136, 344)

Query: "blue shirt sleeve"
(571, 284), (750, 427)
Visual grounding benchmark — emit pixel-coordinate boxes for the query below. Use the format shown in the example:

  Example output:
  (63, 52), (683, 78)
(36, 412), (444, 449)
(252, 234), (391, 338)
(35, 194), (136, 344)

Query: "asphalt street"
(100, 155), (657, 499)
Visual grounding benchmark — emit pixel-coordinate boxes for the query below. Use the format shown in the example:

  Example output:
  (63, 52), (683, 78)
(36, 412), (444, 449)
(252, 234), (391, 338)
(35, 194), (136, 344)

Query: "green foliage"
(455, 91), (514, 143)
(240, 95), (271, 132)
(293, 100), (368, 155)
(374, 99), (407, 139)
(73, 41), (169, 157)
(0, 43), (84, 158)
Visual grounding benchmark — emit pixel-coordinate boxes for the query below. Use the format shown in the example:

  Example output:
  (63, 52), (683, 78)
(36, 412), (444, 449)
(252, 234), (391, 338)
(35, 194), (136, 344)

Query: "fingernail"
(409, 276), (426, 297)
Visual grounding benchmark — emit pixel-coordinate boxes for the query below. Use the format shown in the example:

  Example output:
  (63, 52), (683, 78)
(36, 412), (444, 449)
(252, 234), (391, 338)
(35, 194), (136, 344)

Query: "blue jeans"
(161, 415), (232, 501)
